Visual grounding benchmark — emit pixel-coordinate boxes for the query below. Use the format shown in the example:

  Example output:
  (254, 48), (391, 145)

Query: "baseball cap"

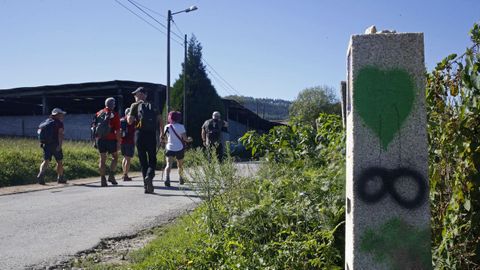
(212, 111), (221, 119)
(51, 108), (67, 115)
(132, 87), (146, 94)
(105, 97), (116, 109)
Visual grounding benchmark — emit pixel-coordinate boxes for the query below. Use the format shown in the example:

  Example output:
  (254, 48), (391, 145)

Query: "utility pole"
(183, 34), (187, 129)
(166, 9), (171, 118)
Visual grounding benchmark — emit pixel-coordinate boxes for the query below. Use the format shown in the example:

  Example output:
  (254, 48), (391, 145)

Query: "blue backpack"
(37, 118), (56, 144)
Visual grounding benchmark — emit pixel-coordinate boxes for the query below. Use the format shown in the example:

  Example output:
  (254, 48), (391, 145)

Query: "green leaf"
(447, 53), (457, 61)
(471, 73), (480, 90)
(464, 199), (471, 211)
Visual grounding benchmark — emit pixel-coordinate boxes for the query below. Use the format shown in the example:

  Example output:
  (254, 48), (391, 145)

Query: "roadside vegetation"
(73, 113), (345, 269)
(0, 137), (165, 187)
(4, 22), (478, 270)
(76, 23), (480, 270)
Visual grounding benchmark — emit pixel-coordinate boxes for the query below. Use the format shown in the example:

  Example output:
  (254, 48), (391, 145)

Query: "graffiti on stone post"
(355, 166), (427, 209)
(353, 66), (430, 269)
(354, 66), (415, 150)
(360, 218), (431, 270)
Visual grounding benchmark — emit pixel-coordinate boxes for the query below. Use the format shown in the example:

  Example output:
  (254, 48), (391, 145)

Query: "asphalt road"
(0, 163), (259, 270)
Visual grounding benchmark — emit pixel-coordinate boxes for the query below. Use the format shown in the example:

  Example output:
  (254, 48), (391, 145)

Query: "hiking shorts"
(121, 144), (135, 158)
(165, 149), (185, 160)
(97, 139), (117, 154)
(42, 144), (63, 161)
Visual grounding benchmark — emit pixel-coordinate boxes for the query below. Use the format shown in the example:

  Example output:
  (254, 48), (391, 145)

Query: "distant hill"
(223, 95), (291, 121)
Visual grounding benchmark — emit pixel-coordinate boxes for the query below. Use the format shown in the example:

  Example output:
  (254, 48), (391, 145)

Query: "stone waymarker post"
(345, 32), (431, 269)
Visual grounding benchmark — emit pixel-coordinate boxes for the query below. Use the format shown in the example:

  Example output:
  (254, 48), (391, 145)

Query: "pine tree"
(171, 35), (225, 147)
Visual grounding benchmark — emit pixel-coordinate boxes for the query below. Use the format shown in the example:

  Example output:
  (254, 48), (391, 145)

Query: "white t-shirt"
(164, 123), (186, 151)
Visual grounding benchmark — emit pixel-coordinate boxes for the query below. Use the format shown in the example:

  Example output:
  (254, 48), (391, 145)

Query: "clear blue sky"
(0, 0), (479, 101)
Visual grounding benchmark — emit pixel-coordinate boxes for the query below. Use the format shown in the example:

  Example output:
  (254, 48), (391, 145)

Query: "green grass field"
(0, 137), (165, 187)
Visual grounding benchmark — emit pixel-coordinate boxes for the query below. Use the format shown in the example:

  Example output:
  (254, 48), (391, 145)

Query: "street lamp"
(166, 5), (198, 117)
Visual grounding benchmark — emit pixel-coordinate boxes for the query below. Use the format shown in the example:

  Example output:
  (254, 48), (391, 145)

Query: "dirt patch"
(33, 228), (157, 270)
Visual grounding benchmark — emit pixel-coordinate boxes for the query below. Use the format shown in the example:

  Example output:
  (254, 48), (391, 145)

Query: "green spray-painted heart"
(354, 67), (415, 150)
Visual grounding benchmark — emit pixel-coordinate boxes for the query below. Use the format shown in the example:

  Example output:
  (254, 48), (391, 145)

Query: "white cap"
(51, 108), (66, 115)
(105, 97), (115, 109)
(212, 111), (221, 119)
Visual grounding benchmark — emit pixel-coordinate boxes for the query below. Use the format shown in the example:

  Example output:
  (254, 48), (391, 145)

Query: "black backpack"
(120, 117), (128, 138)
(92, 110), (112, 138)
(37, 118), (56, 144)
(207, 119), (222, 142)
(137, 103), (157, 132)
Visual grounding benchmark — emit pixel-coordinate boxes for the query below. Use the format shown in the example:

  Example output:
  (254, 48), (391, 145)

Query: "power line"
(129, 0), (166, 19)
(172, 20), (184, 37)
(115, 0), (184, 46)
(115, 0), (243, 97)
(125, 0), (167, 29)
(202, 57), (242, 95)
(205, 68), (237, 96)
(126, 0), (185, 42)
(114, 0), (166, 35)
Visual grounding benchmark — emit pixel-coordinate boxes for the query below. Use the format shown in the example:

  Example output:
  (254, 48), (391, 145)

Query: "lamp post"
(166, 5), (198, 117)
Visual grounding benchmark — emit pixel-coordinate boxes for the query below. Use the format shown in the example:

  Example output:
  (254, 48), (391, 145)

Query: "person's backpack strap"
(169, 124), (186, 149)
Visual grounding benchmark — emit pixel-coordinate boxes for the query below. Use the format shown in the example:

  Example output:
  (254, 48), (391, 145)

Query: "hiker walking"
(201, 111), (228, 161)
(37, 108), (67, 185)
(127, 87), (163, 194)
(120, 108), (135, 182)
(163, 111), (188, 187)
(93, 97), (121, 187)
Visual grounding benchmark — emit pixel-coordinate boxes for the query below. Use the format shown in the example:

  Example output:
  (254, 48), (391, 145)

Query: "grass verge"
(0, 137), (165, 187)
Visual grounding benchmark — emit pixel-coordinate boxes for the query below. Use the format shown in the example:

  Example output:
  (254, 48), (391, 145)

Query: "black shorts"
(42, 144), (63, 161)
(165, 149), (185, 160)
(121, 144), (135, 158)
(98, 139), (117, 154)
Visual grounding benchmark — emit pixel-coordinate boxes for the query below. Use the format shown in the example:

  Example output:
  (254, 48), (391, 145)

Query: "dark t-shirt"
(202, 119), (227, 144)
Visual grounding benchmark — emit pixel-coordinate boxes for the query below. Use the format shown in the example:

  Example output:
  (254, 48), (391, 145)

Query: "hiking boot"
(101, 176), (108, 187)
(37, 173), (45, 185)
(108, 174), (118, 185)
(145, 176), (154, 194)
(123, 175), (132, 181)
(179, 176), (185, 185)
(57, 175), (67, 184)
(164, 175), (171, 187)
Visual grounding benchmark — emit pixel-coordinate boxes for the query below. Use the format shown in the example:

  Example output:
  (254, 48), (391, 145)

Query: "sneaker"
(57, 175), (67, 184)
(101, 176), (108, 187)
(108, 174), (118, 185)
(123, 175), (132, 182)
(37, 173), (45, 185)
(164, 175), (171, 187)
(179, 177), (185, 185)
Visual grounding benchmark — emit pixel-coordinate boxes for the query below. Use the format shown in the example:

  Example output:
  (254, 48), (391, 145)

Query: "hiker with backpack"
(36, 108), (67, 185)
(120, 108), (135, 182)
(163, 111), (188, 187)
(127, 87), (163, 194)
(201, 111), (228, 161)
(93, 97), (121, 187)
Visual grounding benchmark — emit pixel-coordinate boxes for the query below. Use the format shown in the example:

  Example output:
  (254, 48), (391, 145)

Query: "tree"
(289, 85), (340, 124)
(171, 35), (225, 147)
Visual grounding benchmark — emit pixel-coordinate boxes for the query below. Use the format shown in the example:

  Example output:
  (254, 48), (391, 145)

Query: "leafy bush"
(120, 113), (346, 269)
(427, 22), (480, 268)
